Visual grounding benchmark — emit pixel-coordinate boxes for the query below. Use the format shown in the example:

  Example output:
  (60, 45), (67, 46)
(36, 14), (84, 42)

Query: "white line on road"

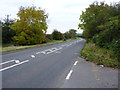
(66, 70), (73, 80)
(31, 55), (35, 58)
(36, 52), (41, 54)
(74, 61), (78, 66)
(41, 51), (46, 54)
(0, 60), (15, 65)
(46, 47), (62, 54)
(0, 60), (29, 72)
(15, 60), (20, 63)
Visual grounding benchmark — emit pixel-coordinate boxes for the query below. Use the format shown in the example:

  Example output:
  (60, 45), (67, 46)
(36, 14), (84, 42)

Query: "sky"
(0, 0), (119, 34)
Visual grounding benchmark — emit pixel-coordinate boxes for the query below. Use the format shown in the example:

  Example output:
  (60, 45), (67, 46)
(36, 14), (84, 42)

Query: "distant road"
(2, 38), (86, 88)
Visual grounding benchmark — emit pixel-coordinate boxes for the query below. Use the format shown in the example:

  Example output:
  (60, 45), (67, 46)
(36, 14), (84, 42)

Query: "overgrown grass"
(80, 40), (119, 68)
(1, 39), (75, 53)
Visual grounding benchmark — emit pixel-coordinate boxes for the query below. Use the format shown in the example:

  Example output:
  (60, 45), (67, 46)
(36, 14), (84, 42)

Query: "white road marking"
(0, 60), (29, 72)
(46, 47), (62, 54)
(74, 61), (78, 66)
(31, 55), (35, 58)
(46, 49), (53, 54)
(41, 51), (46, 54)
(57, 47), (62, 50)
(15, 60), (20, 63)
(51, 48), (57, 50)
(66, 70), (73, 80)
(36, 52), (41, 54)
(0, 60), (15, 65)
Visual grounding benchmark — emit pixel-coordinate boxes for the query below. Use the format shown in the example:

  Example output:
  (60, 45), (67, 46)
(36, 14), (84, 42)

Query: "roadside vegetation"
(80, 40), (119, 68)
(78, 1), (120, 68)
(1, 39), (75, 53)
(1, 6), (78, 53)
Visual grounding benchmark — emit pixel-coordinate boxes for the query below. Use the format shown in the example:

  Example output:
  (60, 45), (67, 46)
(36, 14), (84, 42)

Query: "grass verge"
(1, 39), (75, 53)
(80, 40), (119, 68)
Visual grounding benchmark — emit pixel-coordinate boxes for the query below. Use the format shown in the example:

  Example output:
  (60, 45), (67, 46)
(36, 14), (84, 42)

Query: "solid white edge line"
(0, 60), (15, 65)
(74, 61), (78, 66)
(66, 70), (73, 80)
(0, 60), (29, 72)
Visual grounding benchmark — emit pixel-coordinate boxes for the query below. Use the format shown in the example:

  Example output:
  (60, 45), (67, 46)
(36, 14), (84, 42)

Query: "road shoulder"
(62, 57), (118, 88)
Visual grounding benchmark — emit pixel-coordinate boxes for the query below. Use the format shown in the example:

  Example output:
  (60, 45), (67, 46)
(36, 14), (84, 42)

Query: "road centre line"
(0, 60), (29, 72)
(0, 60), (15, 65)
(36, 52), (41, 54)
(74, 61), (78, 66)
(15, 60), (20, 63)
(66, 70), (73, 80)
(31, 55), (35, 58)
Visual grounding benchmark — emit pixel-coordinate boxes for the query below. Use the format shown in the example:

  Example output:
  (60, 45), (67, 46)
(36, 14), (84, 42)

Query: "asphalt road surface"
(1, 38), (118, 88)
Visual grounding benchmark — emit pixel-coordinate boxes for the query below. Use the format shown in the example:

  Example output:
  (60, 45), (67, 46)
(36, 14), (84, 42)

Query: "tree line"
(78, 1), (120, 60)
(1, 6), (77, 45)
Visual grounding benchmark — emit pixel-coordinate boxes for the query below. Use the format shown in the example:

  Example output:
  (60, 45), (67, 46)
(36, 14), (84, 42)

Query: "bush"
(80, 41), (119, 68)
(110, 39), (120, 61)
(52, 30), (63, 40)
(93, 29), (113, 49)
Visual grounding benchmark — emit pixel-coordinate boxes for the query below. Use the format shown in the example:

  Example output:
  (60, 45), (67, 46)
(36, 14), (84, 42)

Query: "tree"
(68, 29), (77, 38)
(79, 1), (120, 60)
(10, 6), (48, 45)
(52, 29), (63, 40)
(64, 31), (71, 39)
(45, 34), (52, 42)
(2, 19), (16, 44)
(64, 29), (77, 39)
(78, 1), (111, 38)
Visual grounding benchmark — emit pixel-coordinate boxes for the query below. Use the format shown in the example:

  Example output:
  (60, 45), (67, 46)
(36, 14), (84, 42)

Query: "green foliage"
(2, 20), (16, 44)
(52, 29), (63, 40)
(69, 29), (77, 38)
(10, 6), (48, 45)
(45, 34), (52, 42)
(110, 39), (120, 61)
(64, 29), (77, 39)
(93, 15), (120, 59)
(79, 1), (120, 60)
(80, 41), (119, 68)
(64, 32), (71, 39)
(79, 2), (109, 38)
(78, 1), (119, 38)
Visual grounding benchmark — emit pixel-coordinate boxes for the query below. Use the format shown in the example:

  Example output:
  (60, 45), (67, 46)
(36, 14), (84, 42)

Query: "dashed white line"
(31, 55), (35, 58)
(74, 61), (78, 66)
(15, 60), (20, 63)
(0, 60), (29, 72)
(36, 52), (41, 54)
(66, 70), (73, 80)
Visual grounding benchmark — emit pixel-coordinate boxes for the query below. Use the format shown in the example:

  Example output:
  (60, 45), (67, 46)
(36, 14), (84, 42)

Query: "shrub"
(110, 39), (120, 61)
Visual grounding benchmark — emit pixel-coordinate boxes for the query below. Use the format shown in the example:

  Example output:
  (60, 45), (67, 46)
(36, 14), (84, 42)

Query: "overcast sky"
(0, 0), (119, 34)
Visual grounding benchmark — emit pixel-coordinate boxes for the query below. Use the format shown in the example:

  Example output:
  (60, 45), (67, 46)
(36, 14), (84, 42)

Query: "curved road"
(1, 38), (118, 89)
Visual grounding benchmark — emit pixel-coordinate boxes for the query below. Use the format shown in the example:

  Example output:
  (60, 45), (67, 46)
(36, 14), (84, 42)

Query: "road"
(1, 38), (118, 89)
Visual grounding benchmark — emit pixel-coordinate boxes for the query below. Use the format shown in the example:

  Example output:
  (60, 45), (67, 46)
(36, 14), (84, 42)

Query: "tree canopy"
(78, 1), (119, 38)
(64, 29), (77, 39)
(78, 1), (120, 59)
(10, 6), (48, 45)
(2, 19), (16, 44)
(52, 29), (63, 40)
